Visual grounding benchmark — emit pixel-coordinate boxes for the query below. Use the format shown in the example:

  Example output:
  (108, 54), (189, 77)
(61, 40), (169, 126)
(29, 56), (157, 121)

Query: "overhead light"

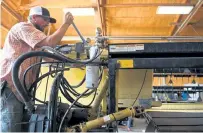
(156, 6), (193, 14)
(63, 8), (95, 16)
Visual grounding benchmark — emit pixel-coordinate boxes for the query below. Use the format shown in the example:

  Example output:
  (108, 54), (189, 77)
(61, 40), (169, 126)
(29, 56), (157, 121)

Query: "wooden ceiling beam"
(93, 0), (103, 35)
(2, 0), (18, 11)
(1, 1), (23, 21)
(1, 24), (9, 31)
(19, 0), (97, 10)
(19, 5), (95, 10)
(101, 0), (106, 36)
(173, 0), (203, 36)
(170, 0), (189, 36)
(101, 3), (195, 8)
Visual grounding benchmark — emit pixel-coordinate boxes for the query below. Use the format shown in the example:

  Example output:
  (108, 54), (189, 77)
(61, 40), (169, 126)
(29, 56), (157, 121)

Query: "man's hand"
(64, 12), (74, 25)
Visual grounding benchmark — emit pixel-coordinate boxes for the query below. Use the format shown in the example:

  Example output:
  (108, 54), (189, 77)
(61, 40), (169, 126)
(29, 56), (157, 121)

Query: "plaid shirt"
(0, 22), (47, 102)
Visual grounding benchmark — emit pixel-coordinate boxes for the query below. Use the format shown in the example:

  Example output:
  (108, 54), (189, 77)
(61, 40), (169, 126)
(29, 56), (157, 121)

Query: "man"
(0, 6), (74, 132)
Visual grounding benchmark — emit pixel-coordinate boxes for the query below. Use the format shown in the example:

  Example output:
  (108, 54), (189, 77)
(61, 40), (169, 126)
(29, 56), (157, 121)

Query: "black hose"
(62, 76), (97, 97)
(47, 74), (62, 132)
(59, 85), (90, 108)
(12, 48), (104, 111)
(86, 88), (97, 107)
(29, 68), (92, 106)
(23, 61), (64, 89)
(12, 51), (73, 111)
(29, 68), (70, 99)
(42, 46), (100, 64)
(55, 44), (70, 50)
(70, 75), (86, 88)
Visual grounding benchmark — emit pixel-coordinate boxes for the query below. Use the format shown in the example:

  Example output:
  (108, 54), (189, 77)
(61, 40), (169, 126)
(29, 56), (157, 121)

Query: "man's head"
(28, 6), (56, 31)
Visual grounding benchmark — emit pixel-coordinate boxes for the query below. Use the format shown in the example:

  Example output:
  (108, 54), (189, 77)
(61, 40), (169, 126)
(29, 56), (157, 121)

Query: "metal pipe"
(101, 3), (195, 8)
(103, 36), (203, 40)
(88, 76), (109, 120)
(62, 36), (203, 41)
(67, 106), (144, 132)
(91, 76), (109, 110)
(173, 0), (203, 36)
(71, 22), (88, 45)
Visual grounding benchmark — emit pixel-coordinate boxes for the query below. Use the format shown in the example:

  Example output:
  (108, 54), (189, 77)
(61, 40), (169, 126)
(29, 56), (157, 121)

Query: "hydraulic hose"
(12, 51), (76, 112)
(23, 61), (64, 89)
(42, 46), (100, 64)
(30, 68), (70, 103)
(47, 73), (62, 132)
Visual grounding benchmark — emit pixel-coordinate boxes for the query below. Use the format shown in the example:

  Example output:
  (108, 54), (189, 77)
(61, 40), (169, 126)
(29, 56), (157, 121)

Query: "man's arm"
(36, 12), (73, 47)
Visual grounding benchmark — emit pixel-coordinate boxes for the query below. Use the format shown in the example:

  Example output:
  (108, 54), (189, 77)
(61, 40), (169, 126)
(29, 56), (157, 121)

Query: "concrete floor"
(118, 118), (148, 132)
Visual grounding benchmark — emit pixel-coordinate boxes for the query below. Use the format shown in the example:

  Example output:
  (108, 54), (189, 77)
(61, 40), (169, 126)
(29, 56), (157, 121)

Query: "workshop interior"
(1, 0), (203, 132)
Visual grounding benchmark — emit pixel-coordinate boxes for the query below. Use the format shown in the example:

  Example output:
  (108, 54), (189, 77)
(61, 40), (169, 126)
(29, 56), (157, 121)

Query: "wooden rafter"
(101, 0), (106, 36)
(93, 0), (103, 35)
(1, 1), (23, 21)
(1, 23), (9, 31)
(173, 0), (203, 36)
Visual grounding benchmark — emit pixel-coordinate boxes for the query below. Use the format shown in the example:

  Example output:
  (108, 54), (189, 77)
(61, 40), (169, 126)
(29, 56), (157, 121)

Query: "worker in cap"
(0, 6), (73, 132)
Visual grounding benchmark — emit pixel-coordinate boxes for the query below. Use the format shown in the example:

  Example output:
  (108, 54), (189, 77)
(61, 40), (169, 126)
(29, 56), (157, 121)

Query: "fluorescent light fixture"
(157, 6), (193, 14)
(63, 8), (95, 16)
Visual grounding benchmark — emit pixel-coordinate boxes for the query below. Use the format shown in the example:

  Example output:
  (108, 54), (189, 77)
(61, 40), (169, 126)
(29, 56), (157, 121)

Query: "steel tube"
(103, 36), (203, 40)
(72, 22), (88, 45)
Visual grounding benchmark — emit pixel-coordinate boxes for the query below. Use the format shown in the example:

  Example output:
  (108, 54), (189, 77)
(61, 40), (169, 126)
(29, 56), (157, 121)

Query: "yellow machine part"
(117, 60), (134, 68)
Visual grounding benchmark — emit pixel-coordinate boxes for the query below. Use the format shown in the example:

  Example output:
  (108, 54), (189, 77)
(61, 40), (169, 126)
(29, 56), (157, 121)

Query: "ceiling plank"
(173, 0), (203, 36)
(19, 0), (96, 9)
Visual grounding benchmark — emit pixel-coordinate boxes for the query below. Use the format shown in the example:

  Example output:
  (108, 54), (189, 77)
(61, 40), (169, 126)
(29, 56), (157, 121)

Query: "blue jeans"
(0, 86), (24, 132)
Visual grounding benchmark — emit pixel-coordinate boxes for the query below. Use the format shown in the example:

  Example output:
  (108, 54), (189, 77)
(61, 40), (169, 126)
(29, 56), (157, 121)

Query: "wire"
(23, 61), (64, 89)
(59, 85), (91, 108)
(58, 89), (89, 132)
(44, 74), (50, 102)
(12, 50), (102, 111)
(36, 72), (42, 88)
(29, 68), (69, 93)
(55, 44), (70, 50)
(61, 66), (103, 97)
(132, 70), (148, 106)
(70, 75), (86, 88)
(59, 73), (99, 108)
(85, 88), (97, 107)
(29, 68), (70, 104)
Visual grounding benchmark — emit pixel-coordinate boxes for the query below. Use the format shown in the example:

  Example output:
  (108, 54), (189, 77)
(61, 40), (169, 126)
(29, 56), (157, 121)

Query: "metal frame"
(107, 41), (203, 118)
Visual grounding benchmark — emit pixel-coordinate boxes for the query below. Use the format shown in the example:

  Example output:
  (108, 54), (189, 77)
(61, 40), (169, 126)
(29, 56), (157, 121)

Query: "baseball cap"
(29, 6), (56, 23)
